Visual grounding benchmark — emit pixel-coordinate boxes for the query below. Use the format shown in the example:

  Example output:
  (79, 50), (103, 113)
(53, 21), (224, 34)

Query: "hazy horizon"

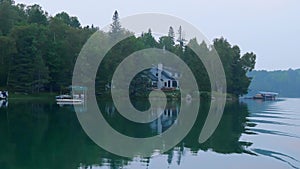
(14, 0), (300, 71)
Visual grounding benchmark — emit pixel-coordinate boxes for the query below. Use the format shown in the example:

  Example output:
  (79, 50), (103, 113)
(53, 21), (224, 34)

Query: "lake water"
(0, 98), (299, 169)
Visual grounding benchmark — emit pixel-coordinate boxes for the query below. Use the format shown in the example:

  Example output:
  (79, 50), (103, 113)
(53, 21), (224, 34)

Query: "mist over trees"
(0, 1), (256, 97)
(247, 69), (300, 98)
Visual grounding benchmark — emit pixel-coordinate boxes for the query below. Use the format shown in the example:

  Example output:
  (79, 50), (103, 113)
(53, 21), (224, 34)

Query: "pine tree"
(177, 26), (186, 47)
(110, 10), (122, 34)
(0, 0), (15, 35)
(168, 26), (175, 40)
(32, 54), (49, 93)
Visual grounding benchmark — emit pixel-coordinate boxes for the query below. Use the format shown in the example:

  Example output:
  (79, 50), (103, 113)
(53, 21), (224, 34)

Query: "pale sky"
(14, 0), (300, 70)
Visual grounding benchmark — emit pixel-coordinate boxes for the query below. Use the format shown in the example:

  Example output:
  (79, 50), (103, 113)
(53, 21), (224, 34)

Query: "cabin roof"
(161, 71), (175, 80)
(147, 68), (177, 81)
(147, 72), (158, 81)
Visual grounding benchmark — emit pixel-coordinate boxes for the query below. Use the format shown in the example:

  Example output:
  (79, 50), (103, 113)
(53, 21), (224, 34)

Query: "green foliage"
(8, 24), (49, 93)
(213, 38), (256, 96)
(183, 39), (210, 92)
(138, 29), (158, 48)
(26, 4), (48, 25)
(0, 36), (16, 86)
(110, 10), (122, 36)
(0, 2), (96, 93)
(0, 0), (17, 35)
(0, 3), (255, 96)
(54, 12), (81, 28)
(159, 36), (175, 51)
(168, 26), (175, 40)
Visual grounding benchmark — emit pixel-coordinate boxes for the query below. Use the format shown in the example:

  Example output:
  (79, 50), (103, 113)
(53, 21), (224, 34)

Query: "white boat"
(56, 94), (84, 104)
(56, 86), (87, 105)
(0, 91), (8, 100)
(253, 91), (279, 100)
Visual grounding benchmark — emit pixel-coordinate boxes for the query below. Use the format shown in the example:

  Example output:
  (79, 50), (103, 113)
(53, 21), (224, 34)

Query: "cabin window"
(172, 81), (177, 87)
(168, 80), (171, 87)
(164, 82), (167, 87)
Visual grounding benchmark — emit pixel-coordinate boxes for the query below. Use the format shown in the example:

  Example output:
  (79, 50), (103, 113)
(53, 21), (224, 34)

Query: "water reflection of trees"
(99, 100), (254, 166)
(162, 101), (254, 165)
(182, 101), (252, 154)
(0, 100), (253, 169)
(0, 101), (131, 169)
(100, 100), (180, 138)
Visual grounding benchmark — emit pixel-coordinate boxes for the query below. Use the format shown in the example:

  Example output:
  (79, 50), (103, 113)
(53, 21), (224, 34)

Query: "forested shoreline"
(0, 0), (256, 97)
(247, 69), (300, 98)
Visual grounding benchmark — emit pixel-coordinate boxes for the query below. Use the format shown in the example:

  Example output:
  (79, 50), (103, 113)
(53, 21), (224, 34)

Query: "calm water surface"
(0, 98), (299, 169)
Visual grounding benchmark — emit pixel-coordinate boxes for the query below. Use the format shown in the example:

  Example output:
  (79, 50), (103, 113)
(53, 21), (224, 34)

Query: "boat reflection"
(0, 100), (8, 108)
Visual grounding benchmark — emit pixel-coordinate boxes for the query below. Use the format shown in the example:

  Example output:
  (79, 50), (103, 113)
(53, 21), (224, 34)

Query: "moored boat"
(55, 95), (83, 103)
(0, 91), (8, 100)
(253, 91), (278, 100)
(56, 86), (87, 105)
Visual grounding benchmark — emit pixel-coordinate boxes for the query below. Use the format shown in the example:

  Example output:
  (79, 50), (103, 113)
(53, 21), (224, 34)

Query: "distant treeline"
(247, 69), (300, 98)
(0, 0), (256, 97)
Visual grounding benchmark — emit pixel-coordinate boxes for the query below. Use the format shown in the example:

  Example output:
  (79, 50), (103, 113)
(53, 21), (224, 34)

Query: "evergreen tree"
(177, 26), (185, 47)
(0, 3), (256, 96)
(54, 12), (81, 28)
(213, 38), (255, 96)
(110, 10), (122, 34)
(183, 39), (210, 91)
(0, 36), (16, 86)
(26, 4), (48, 25)
(139, 29), (158, 48)
(8, 24), (50, 93)
(32, 54), (49, 93)
(168, 26), (175, 40)
(0, 0), (15, 35)
(159, 36), (174, 51)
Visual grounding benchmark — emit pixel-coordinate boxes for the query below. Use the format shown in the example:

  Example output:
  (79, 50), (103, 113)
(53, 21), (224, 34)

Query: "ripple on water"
(242, 98), (300, 169)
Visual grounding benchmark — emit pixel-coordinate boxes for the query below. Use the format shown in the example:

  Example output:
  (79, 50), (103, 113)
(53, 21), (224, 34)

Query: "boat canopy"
(259, 91), (279, 96)
(68, 86), (87, 91)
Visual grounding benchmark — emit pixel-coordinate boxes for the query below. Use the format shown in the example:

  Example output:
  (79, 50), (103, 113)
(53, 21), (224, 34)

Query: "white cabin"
(149, 64), (180, 90)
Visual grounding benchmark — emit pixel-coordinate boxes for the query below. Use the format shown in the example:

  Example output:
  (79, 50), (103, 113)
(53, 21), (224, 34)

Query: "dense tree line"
(0, 0), (97, 93)
(97, 11), (256, 97)
(0, 0), (256, 96)
(247, 69), (300, 98)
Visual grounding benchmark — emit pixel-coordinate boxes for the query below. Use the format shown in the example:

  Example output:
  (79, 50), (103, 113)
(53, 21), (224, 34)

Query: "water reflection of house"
(105, 102), (116, 116)
(149, 103), (179, 134)
(104, 102), (179, 134)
